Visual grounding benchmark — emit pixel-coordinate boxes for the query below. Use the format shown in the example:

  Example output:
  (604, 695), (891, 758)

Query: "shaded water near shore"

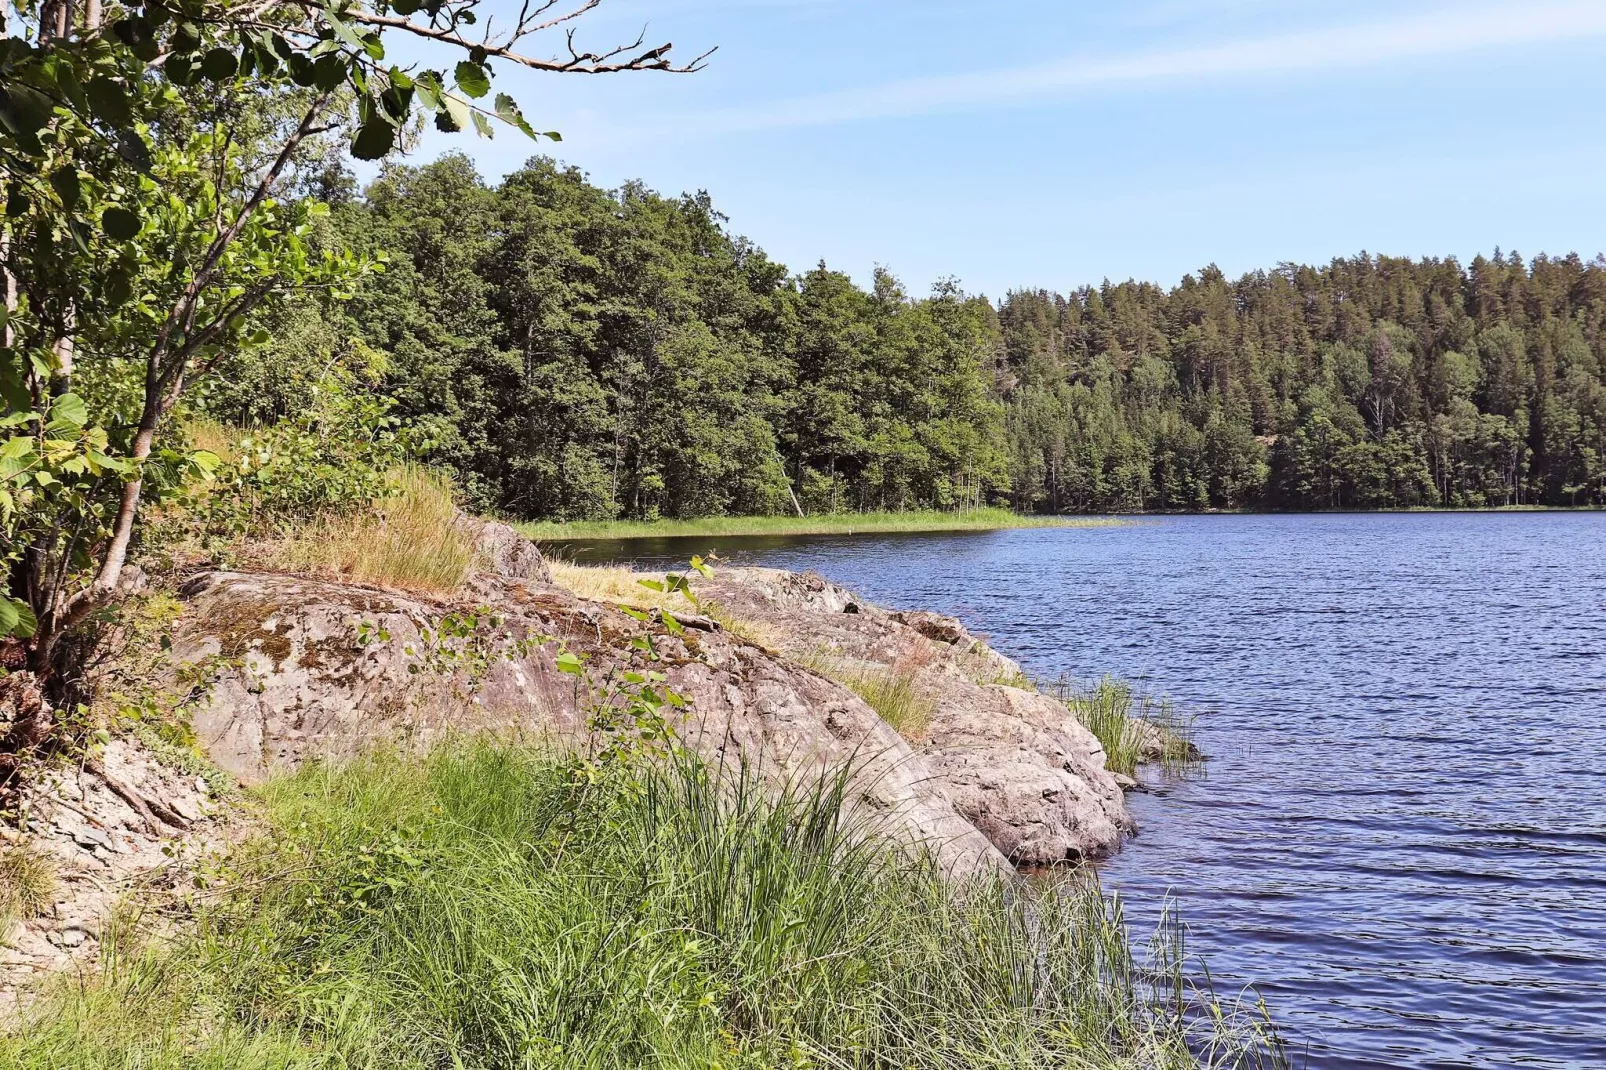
(558, 514), (1606, 1069)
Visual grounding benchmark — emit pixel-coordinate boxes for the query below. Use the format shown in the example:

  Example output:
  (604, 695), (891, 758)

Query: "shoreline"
(519, 508), (1123, 541)
(522, 504), (1606, 544)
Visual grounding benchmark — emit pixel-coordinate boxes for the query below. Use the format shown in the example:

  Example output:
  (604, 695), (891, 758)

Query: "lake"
(565, 513), (1606, 1070)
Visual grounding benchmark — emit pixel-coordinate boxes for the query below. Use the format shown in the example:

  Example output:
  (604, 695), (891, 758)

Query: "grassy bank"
(5, 742), (1282, 1069)
(521, 507), (1122, 542)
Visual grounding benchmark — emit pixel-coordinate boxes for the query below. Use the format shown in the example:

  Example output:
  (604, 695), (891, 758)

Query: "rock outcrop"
(169, 566), (1008, 879)
(698, 568), (1135, 864)
(4, 526), (1150, 1007)
(1, 739), (221, 1008)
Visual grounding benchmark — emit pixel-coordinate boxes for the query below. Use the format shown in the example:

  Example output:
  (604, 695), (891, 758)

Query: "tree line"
(250, 154), (1606, 520)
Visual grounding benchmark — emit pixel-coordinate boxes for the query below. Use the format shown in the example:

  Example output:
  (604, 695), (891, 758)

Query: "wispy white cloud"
(653, 2), (1606, 137)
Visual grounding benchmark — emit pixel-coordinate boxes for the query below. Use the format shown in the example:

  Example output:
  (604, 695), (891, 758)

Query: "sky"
(399, 0), (1606, 299)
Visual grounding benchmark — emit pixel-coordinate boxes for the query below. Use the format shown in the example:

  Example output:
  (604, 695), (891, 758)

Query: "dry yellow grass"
(802, 650), (935, 741)
(547, 562), (786, 649)
(546, 560), (697, 614)
(183, 417), (239, 463)
(270, 467), (475, 595)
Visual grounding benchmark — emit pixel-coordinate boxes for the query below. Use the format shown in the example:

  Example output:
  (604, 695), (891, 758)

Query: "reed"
(1048, 676), (1202, 778)
(1, 741), (1284, 1069)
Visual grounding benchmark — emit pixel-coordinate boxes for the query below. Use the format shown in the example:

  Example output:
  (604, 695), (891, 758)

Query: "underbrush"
(2, 742), (1282, 1069)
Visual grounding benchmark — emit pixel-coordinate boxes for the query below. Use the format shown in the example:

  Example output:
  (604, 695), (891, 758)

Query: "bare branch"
(341, 8), (712, 74)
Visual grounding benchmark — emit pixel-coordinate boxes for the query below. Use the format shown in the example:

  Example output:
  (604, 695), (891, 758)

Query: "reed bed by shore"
(5, 742), (1280, 1069)
(520, 508), (1124, 542)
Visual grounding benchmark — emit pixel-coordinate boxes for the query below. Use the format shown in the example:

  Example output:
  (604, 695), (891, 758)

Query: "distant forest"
(234, 154), (1606, 519)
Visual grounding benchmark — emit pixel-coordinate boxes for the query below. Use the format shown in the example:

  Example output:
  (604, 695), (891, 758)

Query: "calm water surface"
(577, 514), (1606, 1069)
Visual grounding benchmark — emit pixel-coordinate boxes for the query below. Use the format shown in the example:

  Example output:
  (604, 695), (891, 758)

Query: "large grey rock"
(698, 568), (1135, 864)
(169, 570), (1007, 879)
(462, 517), (552, 588)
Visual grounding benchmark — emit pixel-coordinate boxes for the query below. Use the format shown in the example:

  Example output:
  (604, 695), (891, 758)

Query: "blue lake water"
(573, 513), (1606, 1070)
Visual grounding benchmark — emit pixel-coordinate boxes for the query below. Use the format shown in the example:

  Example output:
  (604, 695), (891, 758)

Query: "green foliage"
(0, 741), (1287, 1069)
(324, 156), (1013, 522)
(188, 361), (420, 538)
(0, 0), (692, 677)
(300, 157), (1606, 522)
(1000, 254), (1606, 511)
(520, 508), (1097, 541)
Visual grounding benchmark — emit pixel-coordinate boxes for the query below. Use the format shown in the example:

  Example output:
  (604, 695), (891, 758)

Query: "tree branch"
(341, 8), (713, 74)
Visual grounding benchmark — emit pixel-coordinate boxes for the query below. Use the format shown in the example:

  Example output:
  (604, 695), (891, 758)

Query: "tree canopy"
(279, 155), (1606, 521)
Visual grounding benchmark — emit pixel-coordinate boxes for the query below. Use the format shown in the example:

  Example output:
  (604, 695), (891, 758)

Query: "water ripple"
(606, 513), (1606, 1070)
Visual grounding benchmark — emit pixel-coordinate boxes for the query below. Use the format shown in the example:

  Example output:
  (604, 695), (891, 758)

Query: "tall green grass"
(520, 508), (1124, 542)
(1052, 676), (1202, 778)
(3, 743), (1278, 1069)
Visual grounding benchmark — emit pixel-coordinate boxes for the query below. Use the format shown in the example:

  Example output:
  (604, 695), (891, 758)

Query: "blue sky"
(403, 0), (1606, 299)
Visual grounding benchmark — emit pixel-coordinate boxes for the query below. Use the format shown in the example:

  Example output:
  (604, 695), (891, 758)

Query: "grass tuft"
(269, 466), (475, 594)
(521, 507), (1126, 542)
(0, 742), (1284, 1069)
(803, 650), (936, 741)
(546, 559), (697, 614)
(0, 843), (58, 930)
(1050, 676), (1202, 779)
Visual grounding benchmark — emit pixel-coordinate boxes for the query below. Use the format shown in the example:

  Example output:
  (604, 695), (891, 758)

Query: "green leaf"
(48, 167), (80, 208)
(415, 70), (443, 111)
(555, 651), (585, 676)
(493, 92), (538, 140)
(288, 53), (317, 87)
(11, 601), (37, 639)
(0, 598), (18, 636)
(189, 449), (221, 478)
(661, 610), (684, 636)
(351, 116), (396, 160)
(0, 82), (54, 143)
(324, 11), (369, 54)
(454, 60), (490, 99)
(105, 269), (134, 306)
(312, 54), (347, 92)
(200, 47), (239, 81)
(637, 578), (665, 593)
(391, 0), (422, 13)
(437, 94), (470, 133)
(171, 20), (202, 54)
(48, 392), (89, 429)
(116, 130), (153, 173)
(102, 206), (141, 241)
(471, 110), (492, 139)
